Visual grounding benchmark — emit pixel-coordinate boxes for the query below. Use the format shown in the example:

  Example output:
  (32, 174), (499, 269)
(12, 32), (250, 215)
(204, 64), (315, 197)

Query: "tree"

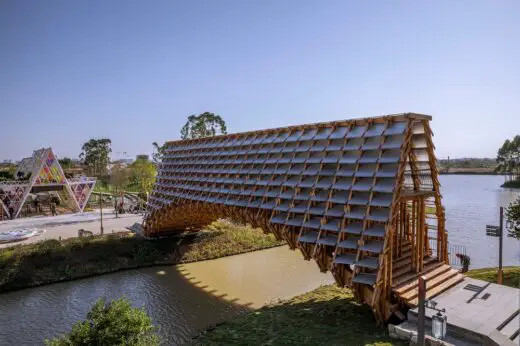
(45, 297), (159, 346)
(180, 112), (227, 139)
(496, 135), (520, 178)
(58, 157), (73, 169)
(152, 142), (166, 163)
(129, 157), (157, 194)
(79, 139), (112, 177)
(110, 164), (130, 191)
(506, 196), (520, 240)
(110, 164), (130, 217)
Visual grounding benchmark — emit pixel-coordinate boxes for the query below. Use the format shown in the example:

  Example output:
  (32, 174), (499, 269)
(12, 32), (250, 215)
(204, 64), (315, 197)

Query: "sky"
(1, 1), (519, 162)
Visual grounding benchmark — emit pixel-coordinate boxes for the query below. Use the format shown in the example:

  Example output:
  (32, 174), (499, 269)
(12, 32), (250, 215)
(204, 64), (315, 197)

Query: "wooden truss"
(0, 148), (96, 220)
(144, 113), (462, 322)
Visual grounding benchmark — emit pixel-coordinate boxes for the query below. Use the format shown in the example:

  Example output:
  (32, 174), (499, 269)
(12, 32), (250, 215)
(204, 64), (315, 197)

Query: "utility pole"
(99, 193), (104, 235)
(115, 185), (119, 218)
(485, 207), (504, 285)
(498, 207), (504, 285)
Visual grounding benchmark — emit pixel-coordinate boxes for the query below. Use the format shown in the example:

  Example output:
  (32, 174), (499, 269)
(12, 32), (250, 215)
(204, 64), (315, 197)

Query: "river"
(440, 175), (520, 268)
(0, 175), (518, 345)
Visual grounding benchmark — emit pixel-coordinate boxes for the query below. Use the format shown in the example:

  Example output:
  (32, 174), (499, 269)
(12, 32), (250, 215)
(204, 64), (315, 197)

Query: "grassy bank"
(501, 180), (520, 188)
(0, 220), (284, 292)
(466, 266), (520, 288)
(194, 285), (403, 346)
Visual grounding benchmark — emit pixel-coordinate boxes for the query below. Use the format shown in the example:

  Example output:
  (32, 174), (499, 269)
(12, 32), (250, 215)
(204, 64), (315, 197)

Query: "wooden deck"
(391, 243), (464, 306)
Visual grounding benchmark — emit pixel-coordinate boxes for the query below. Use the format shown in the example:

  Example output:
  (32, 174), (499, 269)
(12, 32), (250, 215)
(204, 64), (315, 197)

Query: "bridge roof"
(165, 112), (432, 146)
(147, 112), (437, 236)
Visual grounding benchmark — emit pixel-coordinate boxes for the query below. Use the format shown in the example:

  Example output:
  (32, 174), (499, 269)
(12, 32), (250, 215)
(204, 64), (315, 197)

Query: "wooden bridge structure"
(143, 113), (464, 322)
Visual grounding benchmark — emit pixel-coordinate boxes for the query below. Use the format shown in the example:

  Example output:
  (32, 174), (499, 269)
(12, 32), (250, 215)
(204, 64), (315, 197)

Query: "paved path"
(408, 277), (520, 345)
(0, 211), (142, 248)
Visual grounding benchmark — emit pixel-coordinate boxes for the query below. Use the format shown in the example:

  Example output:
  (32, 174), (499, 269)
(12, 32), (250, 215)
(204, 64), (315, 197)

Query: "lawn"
(501, 180), (520, 188)
(0, 219), (284, 292)
(194, 285), (404, 346)
(466, 266), (520, 288)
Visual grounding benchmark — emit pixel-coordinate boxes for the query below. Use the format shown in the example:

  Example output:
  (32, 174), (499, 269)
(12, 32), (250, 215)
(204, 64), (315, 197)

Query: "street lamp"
(426, 300), (447, 340)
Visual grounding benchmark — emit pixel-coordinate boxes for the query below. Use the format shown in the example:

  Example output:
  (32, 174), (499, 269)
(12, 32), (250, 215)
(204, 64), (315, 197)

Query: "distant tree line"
(438, 158), (496, 170)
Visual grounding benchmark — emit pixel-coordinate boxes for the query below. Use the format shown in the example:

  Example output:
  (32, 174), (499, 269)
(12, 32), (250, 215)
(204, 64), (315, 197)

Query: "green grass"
(194, 285), (403, 346)
(182, 220), (282, 262)
(466, 266), (520, 288)
(0, 220), (283, 292)
(501, 180), (520, 188)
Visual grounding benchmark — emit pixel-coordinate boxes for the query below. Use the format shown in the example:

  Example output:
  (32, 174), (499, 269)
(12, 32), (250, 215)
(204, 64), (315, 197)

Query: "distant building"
(136, 154), (149, 162)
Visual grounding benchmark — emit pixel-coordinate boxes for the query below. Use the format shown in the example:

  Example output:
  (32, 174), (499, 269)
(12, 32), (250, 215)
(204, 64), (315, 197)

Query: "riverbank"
(0, 219), (284, 292)
(193, 285), (403, 345)
(466, 266), (520, 288)
(501, 180), (520, 188)
(194, 267), (520, 345)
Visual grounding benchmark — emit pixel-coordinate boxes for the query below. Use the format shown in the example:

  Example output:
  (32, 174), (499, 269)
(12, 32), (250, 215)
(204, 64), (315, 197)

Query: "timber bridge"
(143, 112), (464, 322)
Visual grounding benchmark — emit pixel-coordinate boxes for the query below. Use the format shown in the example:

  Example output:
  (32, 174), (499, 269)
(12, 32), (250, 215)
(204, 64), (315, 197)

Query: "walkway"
(0, 210), (142, 248)
(405, 277), (520, 345)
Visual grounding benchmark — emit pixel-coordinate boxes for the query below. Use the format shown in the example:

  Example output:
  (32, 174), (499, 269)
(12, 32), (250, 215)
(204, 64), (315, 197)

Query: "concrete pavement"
(405, 277), (520, 345)
(0, 211), (142, 248)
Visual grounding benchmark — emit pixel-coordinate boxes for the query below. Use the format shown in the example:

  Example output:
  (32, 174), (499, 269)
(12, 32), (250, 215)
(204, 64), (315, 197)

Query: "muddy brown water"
(0, 175), (518, 345)
(0, 246), (333, 345)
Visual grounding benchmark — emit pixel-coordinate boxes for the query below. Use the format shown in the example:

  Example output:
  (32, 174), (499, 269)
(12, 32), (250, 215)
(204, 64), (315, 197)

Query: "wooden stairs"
(391, 242), (464, 307)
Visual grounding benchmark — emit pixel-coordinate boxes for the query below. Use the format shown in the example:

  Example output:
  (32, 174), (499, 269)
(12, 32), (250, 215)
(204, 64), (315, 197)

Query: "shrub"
(36, 239), (62, 255)
(45, 297), (159, 346)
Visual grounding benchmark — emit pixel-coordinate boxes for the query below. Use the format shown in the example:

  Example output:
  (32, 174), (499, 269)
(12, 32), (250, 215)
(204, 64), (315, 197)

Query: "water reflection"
(0, 247), (333, 345)
(441, 175), (520, 268)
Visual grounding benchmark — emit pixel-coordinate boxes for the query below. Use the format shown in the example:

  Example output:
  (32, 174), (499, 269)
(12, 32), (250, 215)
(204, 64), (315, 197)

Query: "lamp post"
(115, 185), (119, 218)
(426, 300), (447, 340)
(418, 276), (426, 346)
(99, 192), (104, 235)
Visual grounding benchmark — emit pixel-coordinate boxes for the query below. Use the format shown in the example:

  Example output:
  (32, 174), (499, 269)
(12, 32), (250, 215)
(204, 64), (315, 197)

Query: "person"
(455, 253), (471, 273)
(50, 202), (57, 216)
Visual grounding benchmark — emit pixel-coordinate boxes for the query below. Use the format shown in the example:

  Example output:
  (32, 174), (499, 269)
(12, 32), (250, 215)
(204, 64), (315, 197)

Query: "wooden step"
(393, 264), (413, 278)
(408, 273), (465, 306)
(392, 261), (444, 287)
(393, 265), (451, 295)
(400, 268), (459, 300)
(392, 256), (439, 277)
(393, 253), (431, 270)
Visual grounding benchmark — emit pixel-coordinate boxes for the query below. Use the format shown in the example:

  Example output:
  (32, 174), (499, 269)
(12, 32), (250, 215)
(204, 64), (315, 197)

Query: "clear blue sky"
(1, 1), (518, 162)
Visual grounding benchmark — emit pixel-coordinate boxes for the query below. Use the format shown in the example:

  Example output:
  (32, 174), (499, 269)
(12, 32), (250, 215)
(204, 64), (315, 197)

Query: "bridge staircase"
(391, 240), (464, 306)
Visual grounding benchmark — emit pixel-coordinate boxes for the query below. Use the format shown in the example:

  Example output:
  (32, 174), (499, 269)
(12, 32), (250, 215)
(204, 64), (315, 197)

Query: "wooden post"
(498, 207), (504, 285)
(418, 275), (426, 346)
(412, 199), (416, 272)
(99, 193), (104, 235)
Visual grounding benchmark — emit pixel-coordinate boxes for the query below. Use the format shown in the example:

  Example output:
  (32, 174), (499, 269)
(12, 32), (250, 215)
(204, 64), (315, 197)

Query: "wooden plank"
(392, 260), (443, 287)
(393, 252), (433, 270)
(393, 264), (451, 295)
(401, 269), (458, 301)
(408, 273), (464, 306)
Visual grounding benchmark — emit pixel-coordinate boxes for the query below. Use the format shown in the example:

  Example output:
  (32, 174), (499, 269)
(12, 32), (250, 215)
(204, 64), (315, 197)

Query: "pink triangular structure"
(0, 148), (96, 219)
